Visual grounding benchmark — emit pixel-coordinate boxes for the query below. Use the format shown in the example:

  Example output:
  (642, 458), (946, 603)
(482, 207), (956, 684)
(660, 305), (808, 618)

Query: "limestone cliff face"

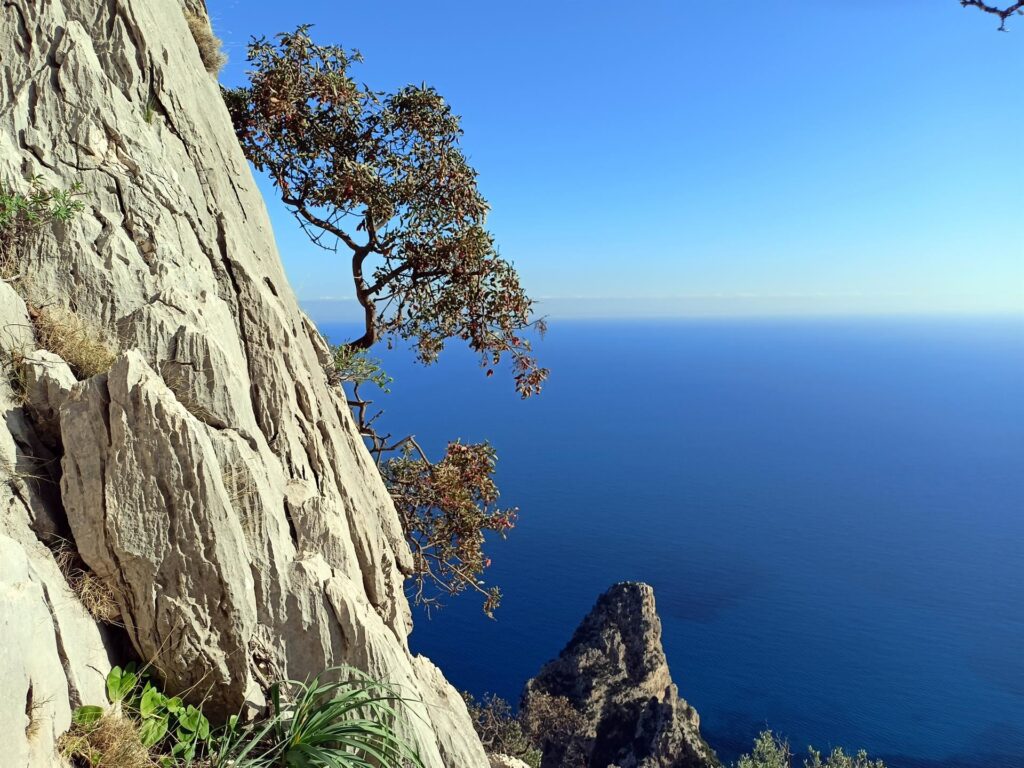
(0, 1), (486, 764)
(523, 583), (718, 768)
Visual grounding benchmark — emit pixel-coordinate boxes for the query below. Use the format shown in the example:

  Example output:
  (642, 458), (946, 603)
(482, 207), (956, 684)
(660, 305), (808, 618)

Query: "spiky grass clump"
(59, 712), (153, 768)
(31, 306), (116, 379)
(216, 666), (425, 768)
(185, 11), (226, 75)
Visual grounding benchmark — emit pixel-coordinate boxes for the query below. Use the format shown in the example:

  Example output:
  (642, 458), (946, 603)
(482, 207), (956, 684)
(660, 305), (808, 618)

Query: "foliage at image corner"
(462, 690), (591, 768)
(63, 664), (425, 768)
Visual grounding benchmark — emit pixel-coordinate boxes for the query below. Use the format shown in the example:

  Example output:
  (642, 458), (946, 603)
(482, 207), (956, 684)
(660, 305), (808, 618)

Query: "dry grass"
(59, 712), (154, 768)
(185, 11), (227, 75)
(25, 686), (52, 741)
(0, 453), (53, 488)
(3, 345), (30, 404)
(161, 364), (218, 424)
(31, 305), (116, 379)
(221, 465), (256, 507)
(52, 542), (121, 624)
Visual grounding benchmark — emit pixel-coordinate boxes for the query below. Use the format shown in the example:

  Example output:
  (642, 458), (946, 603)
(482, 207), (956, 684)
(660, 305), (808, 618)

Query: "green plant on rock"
(66, 664), (212, 767)
(329, 345), (392, 392)
(214, 666), (425, 768)
(736, 731), (886, 768)
(0, 177), (84, 279)
(736, 732), (792, 768)
(64, 665), (421, 767)
(805, 746), (886, 768)
(328, 344), (402, 460)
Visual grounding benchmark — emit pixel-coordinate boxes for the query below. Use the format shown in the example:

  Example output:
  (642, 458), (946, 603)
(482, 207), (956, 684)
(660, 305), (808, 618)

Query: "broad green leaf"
(72, 705), (104, 725)
(179, 704), (201, 731)
(197, 713), (210, 739)
(138, 714), (168, 747)
(108, 666), (138, 703)
(140, 686), (163, 718)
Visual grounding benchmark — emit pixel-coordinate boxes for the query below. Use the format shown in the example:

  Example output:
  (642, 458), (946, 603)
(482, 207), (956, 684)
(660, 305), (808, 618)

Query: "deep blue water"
(317, 317), (1024, 768)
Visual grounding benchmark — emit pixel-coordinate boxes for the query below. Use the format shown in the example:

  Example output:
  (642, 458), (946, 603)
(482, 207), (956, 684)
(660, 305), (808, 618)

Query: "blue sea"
(317, 317), (1024, 768)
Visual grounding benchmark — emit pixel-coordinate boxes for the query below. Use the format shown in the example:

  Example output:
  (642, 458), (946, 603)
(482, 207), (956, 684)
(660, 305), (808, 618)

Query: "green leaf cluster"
(1, 177), (85, 278)
(72, 664), (212, 765)
(330, 344), (392, 391)
(0, 177), (84, 229)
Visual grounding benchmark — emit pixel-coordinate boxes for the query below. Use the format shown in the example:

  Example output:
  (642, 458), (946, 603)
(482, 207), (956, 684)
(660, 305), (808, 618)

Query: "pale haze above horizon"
(212, 0), (1024, 317)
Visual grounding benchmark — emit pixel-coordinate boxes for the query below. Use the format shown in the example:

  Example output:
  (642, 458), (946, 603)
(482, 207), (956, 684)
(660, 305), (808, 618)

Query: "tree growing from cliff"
(223, 26), (547, 397)
(226, 26), (543, 616)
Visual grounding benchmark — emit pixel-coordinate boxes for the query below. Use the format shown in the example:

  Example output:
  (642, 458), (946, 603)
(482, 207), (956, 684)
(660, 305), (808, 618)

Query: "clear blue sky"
(211, 1), (1023, 316)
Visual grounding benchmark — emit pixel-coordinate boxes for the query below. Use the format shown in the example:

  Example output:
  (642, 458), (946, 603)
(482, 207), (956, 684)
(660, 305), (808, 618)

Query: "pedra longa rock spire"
(523, 583), (719, 768)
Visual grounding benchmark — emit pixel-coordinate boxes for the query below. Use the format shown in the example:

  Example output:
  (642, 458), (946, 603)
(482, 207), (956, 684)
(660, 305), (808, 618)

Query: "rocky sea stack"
(523, 583), (718, 768)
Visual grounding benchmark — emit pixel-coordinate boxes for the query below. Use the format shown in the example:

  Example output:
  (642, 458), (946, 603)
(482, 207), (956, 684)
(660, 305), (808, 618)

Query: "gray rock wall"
(0, 0), (486, 764)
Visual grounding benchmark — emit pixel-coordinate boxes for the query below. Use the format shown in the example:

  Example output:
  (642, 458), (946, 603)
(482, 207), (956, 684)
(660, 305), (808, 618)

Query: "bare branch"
(960, 0), (1024, 29)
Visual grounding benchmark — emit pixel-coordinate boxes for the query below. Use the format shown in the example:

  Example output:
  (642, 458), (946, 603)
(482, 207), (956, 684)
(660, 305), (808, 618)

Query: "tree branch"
(347, 246), (379, 350)
(281, 194), (365, 253)
(960, 0), (1024, 29)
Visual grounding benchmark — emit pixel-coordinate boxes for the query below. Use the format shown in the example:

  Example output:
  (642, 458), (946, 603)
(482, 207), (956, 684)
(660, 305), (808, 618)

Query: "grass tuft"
(59, 712), (153, 768)
(143, 94), (158, 124)
(3, 345), (31, 404)
(31, 305), (116, 380)
(52, 541), (121, 624)
(185, 11), (227, 75)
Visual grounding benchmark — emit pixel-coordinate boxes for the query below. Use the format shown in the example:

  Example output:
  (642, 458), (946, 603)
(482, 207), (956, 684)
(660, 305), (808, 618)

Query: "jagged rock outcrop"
(0, 0), (486, 764)
(523, 583), (718, 768)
